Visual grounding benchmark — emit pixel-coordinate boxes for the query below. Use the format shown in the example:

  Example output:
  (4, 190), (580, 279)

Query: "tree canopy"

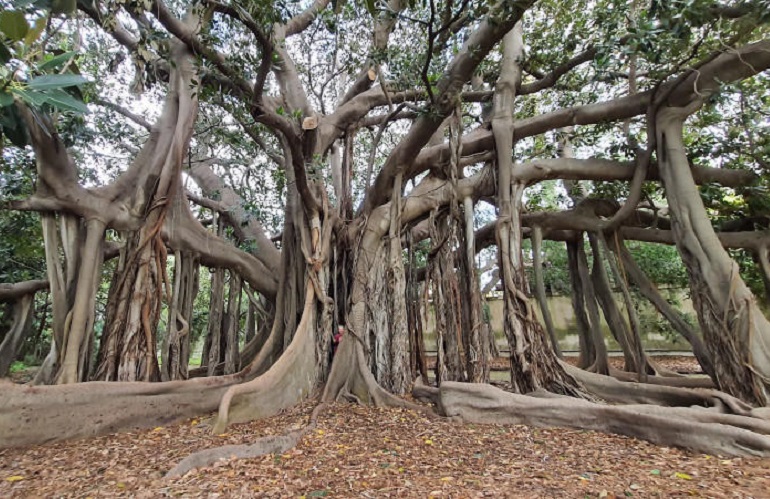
(2, 0), (770, 460)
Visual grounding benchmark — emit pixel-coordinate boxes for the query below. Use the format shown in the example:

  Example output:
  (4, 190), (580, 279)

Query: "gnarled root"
(416, 381), (770, 457)
(211, 282), (319, 435)
(609, 367), (715, 389)
(0, 375), (244, 448)
(166, 403), (327, 478)
(323, 335), (432, 417)
(564, 362), (765, 417)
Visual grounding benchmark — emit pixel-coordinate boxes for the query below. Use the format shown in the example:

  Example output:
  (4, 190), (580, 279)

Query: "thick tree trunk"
(36, 214), (102, 384)
(223, 272), (243, 375)
(387, 175), (411, 394)
(428, 212), (466, 383)
(406, 235), (428, 381)
(57, 218), (105, 384)
(597, 232), (650, 378)
(95, 227), (163, 382)
(211, 204), (331, 433)
(588, 232), (643, 373)
(657, 105), (770, 405)
(566, 240), (596, 369)
(324, 204), (423, 410)
(493, 25), (579, 395)
(458, 196), (490, 382)
(201, 219), (226, 375)
(95, 41), (200, 383)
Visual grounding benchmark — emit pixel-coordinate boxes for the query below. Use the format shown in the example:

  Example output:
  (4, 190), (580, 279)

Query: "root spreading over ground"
(1, 401), (769, 498)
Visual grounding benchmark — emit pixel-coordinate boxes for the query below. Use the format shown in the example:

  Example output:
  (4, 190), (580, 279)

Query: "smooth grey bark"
(657, 105), (770, 406)
(532, 226), (561, 358)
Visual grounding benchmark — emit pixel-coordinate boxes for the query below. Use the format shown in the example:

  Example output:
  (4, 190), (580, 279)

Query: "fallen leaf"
(5, 476), (24, 482)
(674, 472), (693, 480)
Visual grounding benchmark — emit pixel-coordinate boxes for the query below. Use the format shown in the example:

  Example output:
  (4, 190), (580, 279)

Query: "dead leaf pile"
(2, 397), (768, 498)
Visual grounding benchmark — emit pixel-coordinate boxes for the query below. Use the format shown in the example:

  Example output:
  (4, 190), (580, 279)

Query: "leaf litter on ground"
(2, 357), (768, 498)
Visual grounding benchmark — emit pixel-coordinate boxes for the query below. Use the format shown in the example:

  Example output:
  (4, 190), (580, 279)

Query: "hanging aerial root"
(211, 281), (319, 435)
(414, 381), (770, 457)
(166, 402), (328, 478)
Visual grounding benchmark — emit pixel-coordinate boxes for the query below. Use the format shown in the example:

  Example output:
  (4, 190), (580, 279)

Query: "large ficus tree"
(3, 0), (770, 458)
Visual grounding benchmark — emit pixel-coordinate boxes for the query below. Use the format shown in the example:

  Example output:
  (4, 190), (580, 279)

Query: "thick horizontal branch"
(186, 163), (281, 271)
(0, 280), (49, 301)
(620, 227), (769, 251)
(515, 158), (755, 188)
(163, 197), (279, 299)
(411, 39), (770, 182)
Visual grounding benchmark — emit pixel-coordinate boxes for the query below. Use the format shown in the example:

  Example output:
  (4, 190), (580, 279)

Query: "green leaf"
(307, 491), (329, 497)
(0, 11), (30, 42)
(38, 51), (78, 71)
(41, 89), (89, 113)
(0, 92), (13, 107)
(14, 88), (49, 107)
(27, 73), (88, 90)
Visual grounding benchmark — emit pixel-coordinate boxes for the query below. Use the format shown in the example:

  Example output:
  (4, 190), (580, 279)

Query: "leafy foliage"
(0, 1), (89, 147)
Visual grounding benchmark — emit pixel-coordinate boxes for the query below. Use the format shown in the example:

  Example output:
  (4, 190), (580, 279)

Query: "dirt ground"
(3, 356), (769, 498)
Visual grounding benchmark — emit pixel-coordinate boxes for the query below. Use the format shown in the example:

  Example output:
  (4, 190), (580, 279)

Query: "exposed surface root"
(0, 376), (244, 448)
(323, 338), (433, 416)
(211, 282), (319, 435)
(165, 433), (300, 478)
(609, 367), (715, 388)
(565, 362), (761, 416)
(415, 381), (770, 457)
(166, 403), (327, 478)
